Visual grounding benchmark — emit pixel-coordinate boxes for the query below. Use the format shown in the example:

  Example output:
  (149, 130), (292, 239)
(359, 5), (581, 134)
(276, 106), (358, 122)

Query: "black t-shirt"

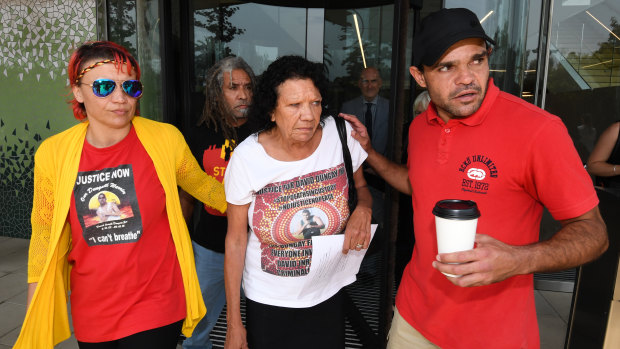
(186, 122), (253, 252)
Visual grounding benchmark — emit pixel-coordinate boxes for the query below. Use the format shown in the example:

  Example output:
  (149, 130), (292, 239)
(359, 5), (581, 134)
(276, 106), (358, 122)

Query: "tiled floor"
(0, 236), (571, 348)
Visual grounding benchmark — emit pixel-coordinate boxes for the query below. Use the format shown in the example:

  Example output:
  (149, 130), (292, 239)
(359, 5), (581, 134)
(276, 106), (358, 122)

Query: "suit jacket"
(340, 95), (390, 156)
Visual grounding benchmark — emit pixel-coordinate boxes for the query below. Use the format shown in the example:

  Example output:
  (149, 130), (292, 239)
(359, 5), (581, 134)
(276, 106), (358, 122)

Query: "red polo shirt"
(396, 80), (597, 348)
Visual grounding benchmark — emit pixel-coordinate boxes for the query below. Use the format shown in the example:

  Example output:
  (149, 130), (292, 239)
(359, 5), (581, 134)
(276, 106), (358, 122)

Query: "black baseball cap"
(413, 8), (495, 68)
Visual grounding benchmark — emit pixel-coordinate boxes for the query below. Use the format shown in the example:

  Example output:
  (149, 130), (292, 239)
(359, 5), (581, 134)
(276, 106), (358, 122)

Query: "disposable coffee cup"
(432, 199), (481, 277)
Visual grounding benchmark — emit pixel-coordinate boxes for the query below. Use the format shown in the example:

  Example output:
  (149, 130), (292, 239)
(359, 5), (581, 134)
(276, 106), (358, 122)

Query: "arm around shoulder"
(339, 113), (411, 195)
(365, 146), (411, 195)
(175, 133), (227, 214)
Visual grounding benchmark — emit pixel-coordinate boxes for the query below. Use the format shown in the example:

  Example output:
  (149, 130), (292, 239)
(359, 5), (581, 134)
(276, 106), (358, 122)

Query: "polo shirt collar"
(425, 78), (499, 127)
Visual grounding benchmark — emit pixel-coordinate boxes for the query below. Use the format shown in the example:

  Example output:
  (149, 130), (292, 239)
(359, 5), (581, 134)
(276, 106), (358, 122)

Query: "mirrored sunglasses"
(83, 79), (143, 98)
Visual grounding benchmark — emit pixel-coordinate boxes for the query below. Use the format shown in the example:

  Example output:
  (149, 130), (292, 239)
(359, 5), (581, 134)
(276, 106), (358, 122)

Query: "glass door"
(184, 1), (314, 127)
(183, 1), (397, 129)
(444, 0), (532, 97)
(544, 0), (620, 164)
(543, 1), (620, 347)
(323, 6), (394, 114)
(179, 2), (402, 347)
(105, 0), (163, 121)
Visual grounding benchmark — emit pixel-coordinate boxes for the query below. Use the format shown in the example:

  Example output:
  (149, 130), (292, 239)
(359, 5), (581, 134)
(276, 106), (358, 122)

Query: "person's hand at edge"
(339, 113), (372, 153)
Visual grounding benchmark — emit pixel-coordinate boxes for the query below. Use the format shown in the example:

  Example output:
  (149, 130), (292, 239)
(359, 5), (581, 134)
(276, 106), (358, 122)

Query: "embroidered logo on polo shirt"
(467, 168), (486, 180)
(458, 154), (498, 194)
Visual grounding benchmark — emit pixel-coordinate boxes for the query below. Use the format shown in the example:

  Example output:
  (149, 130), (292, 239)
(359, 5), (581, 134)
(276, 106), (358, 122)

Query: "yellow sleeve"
(174, 130), (227, 214)
(28, 147), (55, 283)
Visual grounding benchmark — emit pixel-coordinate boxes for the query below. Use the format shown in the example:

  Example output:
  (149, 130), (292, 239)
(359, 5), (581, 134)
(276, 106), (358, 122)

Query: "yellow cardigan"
(14, 117), (227, 348)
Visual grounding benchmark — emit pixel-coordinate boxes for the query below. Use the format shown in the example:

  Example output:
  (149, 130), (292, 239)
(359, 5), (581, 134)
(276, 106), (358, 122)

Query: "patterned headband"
(74, 59), (117, 83)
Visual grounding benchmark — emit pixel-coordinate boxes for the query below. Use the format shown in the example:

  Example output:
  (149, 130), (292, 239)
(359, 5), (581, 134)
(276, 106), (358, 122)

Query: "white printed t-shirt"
(224, 116), (367, 308)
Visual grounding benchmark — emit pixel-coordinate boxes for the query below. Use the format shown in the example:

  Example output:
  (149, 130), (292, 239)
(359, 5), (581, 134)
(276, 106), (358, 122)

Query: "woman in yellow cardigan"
(14, 41), (225, 349)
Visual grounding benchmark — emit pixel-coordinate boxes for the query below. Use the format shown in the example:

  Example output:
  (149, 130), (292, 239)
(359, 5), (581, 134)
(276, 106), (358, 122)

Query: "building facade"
(3, 0), (619, 239)
(1, 0), (97, 239)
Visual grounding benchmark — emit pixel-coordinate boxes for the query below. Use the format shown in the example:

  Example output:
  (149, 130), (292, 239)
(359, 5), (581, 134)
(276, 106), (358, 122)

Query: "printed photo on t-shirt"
(73, 164), (143, 246)
(290, 208), (328, 240)
(253, 164), (349, 277)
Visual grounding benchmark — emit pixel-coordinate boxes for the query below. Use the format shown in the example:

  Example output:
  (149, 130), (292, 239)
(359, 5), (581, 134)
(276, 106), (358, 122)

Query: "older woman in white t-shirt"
(223, 55), (372, 349)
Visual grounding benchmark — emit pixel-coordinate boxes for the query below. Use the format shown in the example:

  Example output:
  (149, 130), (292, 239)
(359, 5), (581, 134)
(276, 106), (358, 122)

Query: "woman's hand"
(342, 168), (373, 254)
(343, 205), (372, 254)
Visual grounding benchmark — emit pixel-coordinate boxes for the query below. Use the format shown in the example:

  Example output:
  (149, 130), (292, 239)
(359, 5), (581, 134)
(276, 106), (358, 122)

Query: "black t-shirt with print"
(186, 122), (252, 253)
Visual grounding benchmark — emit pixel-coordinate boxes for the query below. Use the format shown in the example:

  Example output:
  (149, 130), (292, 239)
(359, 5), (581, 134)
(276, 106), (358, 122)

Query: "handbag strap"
(334, 116), (358, 214)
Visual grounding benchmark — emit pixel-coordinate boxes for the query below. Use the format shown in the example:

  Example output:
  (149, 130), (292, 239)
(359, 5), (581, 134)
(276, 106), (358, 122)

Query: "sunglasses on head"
(82, 79), (143, 98)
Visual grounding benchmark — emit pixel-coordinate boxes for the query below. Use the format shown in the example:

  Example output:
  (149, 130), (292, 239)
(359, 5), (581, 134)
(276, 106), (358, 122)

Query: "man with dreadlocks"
(181, 56), (255, 349)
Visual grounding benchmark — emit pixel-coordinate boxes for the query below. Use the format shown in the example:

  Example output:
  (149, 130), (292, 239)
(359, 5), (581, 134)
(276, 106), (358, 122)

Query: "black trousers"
(246, 290), (345, 349)
(77, 319), (183, 349)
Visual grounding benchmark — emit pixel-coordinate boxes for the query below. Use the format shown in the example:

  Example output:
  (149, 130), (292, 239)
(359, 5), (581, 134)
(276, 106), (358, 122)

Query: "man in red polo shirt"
(341, 7), (608, 349)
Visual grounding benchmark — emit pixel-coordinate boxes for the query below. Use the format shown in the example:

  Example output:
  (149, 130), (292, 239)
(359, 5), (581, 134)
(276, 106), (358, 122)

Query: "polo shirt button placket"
(440, 128), (452, 145)
(438, 127), (452, 163)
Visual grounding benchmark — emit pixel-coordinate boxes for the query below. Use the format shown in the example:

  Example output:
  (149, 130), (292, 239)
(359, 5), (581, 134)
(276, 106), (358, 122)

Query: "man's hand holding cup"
(432, 200), (526, 287)
(431, 200), (480, 279)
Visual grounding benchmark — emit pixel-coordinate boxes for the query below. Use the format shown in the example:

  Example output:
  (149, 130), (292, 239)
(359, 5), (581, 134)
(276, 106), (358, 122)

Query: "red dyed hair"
(68, 41), (141, 120)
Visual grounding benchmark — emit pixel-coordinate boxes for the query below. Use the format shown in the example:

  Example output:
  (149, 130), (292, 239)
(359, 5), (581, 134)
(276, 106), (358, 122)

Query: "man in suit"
(341, 67), (390, 157)
(341, 66), (390, 232)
